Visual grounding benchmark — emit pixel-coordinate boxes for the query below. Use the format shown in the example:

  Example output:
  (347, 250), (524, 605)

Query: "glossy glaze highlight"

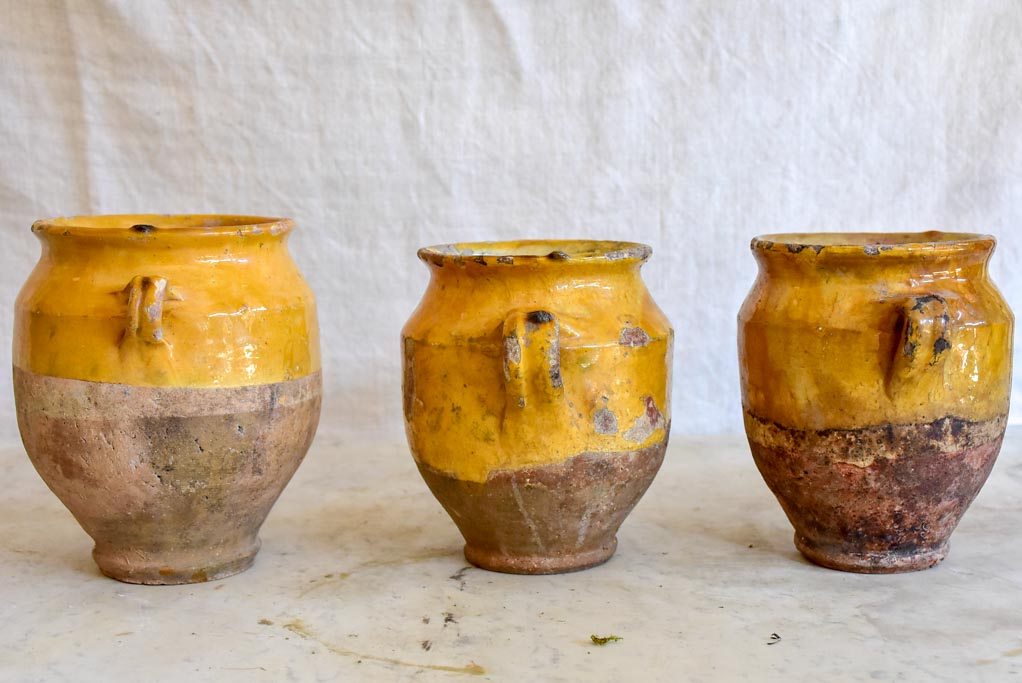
(15, 214), (320, 387)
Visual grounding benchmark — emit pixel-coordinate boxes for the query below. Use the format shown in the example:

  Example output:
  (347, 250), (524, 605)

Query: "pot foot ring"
(464, 538), (617, 575)
(93, 542), (260, 585)
(795, 534), (948, 574)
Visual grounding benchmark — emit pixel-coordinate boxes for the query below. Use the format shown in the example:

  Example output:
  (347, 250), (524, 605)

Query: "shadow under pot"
(738, 232), (1012, 573)
(402, 241), (673, 574)
(14, 215), (322, 584)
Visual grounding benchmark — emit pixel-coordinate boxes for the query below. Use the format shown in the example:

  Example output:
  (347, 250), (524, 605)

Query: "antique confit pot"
(402, 241), (673, 574)
(14, 215), (321, 584)
(739, 232), (1012, 573)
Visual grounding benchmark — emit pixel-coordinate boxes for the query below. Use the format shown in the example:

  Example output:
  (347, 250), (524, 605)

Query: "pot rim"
(418, 240), (652, 266)
(32, 214), (293, 238)
(752, 231), (995, 256)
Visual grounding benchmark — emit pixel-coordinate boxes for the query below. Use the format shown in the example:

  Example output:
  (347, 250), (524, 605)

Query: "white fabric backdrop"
(2, 0), (1021, 442)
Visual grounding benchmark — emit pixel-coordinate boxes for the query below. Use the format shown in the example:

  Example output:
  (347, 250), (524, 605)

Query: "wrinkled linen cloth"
(1, 0), (1020, 441)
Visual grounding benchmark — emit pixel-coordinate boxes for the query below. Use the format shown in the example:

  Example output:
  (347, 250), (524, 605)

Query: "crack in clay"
(510, 480), (546, 551)
(282, 619), (485, 676)
(575, 504), (594, 548)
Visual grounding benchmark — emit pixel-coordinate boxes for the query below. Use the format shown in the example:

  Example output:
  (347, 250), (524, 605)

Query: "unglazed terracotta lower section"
(744, 412), (1006, 573)
(14, 367), (322, 584)
(416, 437), (668, 574)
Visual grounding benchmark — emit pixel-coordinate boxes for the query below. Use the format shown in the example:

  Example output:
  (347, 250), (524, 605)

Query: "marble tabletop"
(2, 424), (1020, 682)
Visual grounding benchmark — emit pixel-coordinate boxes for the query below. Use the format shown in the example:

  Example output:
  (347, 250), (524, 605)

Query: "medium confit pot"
(402, 241), (673, 574)
(739, 232), (1012, 573)
(14, 215), (321, 584)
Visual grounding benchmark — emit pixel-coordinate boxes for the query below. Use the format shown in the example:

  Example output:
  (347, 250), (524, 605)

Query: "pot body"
(402, 241), (673, 574)
(14, 215), (321, 584)
(738, 232), (1012, 573)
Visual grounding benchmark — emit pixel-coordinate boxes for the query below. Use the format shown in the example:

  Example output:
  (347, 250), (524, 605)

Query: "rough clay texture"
(744, 412), (1007, 573)
(14, 367), (322, 584)
(416, 435), (668, 575)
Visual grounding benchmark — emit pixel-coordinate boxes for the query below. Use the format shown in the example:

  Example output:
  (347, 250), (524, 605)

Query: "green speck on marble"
(590, 634), (622, 646)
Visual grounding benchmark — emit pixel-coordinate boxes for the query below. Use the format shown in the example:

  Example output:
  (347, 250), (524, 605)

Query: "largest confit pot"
(14, 215), (321, 584)
(739, 232), (1012, 573)
(402, 241), (673, 574)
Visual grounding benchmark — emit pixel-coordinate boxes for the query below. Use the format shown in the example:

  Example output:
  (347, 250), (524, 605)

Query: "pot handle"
(887, 294), (952, 396)
(503, 309), (564, 410)
(123, 275), (180, 344)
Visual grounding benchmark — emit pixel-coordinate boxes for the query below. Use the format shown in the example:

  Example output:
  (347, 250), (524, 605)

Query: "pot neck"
(751, 232), (995, 282)
(33, 215), (293, 260)
(418, 240), (650, 284)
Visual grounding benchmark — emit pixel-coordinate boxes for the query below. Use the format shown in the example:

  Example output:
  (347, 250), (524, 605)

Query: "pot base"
(15, 367), (321, 584)
(464, 538), (617, 575)
(795, 534), (948, 574)
(416, 438), (667, 575)
(745, 411), (1005, 574)
(94, 539), (261, 585)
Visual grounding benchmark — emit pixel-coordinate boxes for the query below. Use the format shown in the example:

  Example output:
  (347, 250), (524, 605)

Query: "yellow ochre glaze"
(739, 231), (1013, 431)
(403, 241), (673, 483)
(14, 215), (320, 387)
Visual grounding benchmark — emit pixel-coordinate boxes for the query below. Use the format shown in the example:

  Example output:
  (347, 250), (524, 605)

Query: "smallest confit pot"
(14, 215), (322, 584)
(739, 232), (1012, 573)
(402, 241), (673, 574)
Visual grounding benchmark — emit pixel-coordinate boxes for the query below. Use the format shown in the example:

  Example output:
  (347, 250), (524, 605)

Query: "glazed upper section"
(403, 240), (672, 482)
(739, 231), (1012, 429)
(407, 240), (667, 349)
(14, 215), (320, 388)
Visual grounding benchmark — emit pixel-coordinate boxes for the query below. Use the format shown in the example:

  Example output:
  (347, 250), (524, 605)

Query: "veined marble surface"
(2, 426), (1020, 682)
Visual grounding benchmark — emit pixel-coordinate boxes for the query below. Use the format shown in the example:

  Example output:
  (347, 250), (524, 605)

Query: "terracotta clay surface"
(745, 412), (1006, 573)
(15, 367), (321, 584)
(417, 438), (667, 574)
(738, 232), (1013, 573)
